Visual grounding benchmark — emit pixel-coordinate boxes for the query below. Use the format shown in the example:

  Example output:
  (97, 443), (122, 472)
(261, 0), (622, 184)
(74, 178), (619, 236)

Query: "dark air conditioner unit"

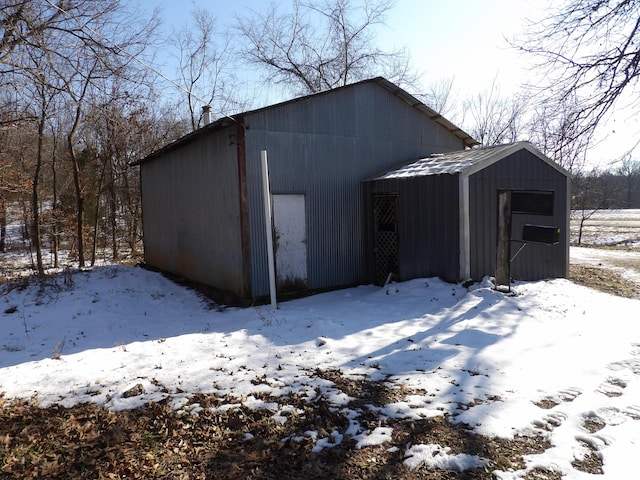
(522, 224), (560, 245)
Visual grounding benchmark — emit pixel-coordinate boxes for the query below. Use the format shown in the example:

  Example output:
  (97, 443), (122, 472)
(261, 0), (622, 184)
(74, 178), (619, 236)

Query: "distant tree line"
(573, 157), (640, 210)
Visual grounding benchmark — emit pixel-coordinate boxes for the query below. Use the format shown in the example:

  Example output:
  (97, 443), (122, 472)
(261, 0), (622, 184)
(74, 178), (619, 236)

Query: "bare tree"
(0, 119), (33, 254)
(45, 121), (65, 268)
(30, 71), (56, 275)
(0, 0), (64, 66)
(8, 13), (69, 274)
(0, 1), (161, 270)
(572, 169), (617, 245)
(515, 0), (640, 138)
(171, 6), (241, 130)
(420, 77), (458, 118)
(526, 93), (593, 173)
(462, 78), (525, 146)
(81, 86), (162, 264)
(236, 0), (417, 94)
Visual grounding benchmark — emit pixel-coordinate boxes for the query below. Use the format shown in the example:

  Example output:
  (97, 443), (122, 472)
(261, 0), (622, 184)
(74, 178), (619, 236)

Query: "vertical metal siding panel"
(445, 174), (461, 279)
(371, 174), (459, 282)
(141, 127), (244, 294)
(244, 129), (269, 298)
(469, 168), (498, 281)
(469, 150), (568, 281)
(468, 177), (478, 279)
(487, 175), (498, 279)
(406, 180), (421, 276)
(468, 175), (478, 279)
(362, 181), (375, 283)
(419, 174), (457, 281)
(468, 175), (477, 279)
(244, 82), (468, 297)
(396, 179), (412, 278)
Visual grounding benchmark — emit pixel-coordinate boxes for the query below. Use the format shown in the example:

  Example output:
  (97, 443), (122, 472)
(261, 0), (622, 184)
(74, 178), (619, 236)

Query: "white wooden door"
(272, 194), (308, 290)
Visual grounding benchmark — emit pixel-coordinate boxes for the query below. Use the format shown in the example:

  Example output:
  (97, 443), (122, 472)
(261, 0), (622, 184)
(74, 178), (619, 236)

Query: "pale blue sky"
(145, 0), (543, 98)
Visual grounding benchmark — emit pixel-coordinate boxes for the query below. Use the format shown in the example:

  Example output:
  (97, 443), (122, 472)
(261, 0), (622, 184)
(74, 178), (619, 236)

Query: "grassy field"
(570, 209), (640, 247)
(570, 209), (640, 299)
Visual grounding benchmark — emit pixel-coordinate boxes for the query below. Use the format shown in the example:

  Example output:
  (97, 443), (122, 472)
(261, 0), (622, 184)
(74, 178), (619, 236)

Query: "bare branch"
(235, 0), (417, 95)
(514, 0), (640, 138)
(462, 78), (526, 146)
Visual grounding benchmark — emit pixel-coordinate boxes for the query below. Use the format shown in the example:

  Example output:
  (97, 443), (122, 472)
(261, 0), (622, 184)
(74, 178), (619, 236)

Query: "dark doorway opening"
(373, 194), (399, 286)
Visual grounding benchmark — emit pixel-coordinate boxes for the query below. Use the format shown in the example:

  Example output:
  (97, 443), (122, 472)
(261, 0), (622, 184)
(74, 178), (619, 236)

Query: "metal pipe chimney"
(202, 105), (212, 126)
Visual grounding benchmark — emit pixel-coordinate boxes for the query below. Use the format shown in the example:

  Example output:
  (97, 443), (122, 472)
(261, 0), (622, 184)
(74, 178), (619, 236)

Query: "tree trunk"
(122, 170), (137, 256)
(91, 193), (100, 266)
(32, 109), (47, 276)
(109, 176), (118, 262)
(68, 138), (84, 267)
(0, 195), (6, 253)
(106, 143), (118, 261)
(51, 132), (59, 268)
(67, 97), (86, 268)
(20, 199), (30, 243)
(578, 216), (585, 246)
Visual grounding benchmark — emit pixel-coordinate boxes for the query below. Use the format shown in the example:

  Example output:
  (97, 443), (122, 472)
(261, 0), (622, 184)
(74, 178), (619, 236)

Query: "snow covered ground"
(1, 262), (639, 478)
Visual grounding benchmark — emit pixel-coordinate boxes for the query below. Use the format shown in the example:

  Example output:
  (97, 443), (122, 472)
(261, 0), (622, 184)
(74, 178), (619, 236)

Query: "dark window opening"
(511, 190), (554, 216)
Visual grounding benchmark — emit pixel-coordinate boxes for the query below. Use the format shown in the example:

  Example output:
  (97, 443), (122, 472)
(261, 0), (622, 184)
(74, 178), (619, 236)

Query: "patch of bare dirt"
(523, 467), (563, 480)
(0, 372), (553, 480)
(571, 441), (604, 475)
(533, 398), (561, 410)
(570, 264), (640, 298)
(582, 416), (606, 434)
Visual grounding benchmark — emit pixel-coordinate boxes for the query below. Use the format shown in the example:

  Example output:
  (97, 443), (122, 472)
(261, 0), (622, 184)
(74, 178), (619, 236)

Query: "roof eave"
(131, 77), (480, 166)
(130, 116), (238, 167)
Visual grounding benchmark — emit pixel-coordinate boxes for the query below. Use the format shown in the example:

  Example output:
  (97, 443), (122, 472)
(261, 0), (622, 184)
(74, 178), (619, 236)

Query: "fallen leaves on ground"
(0, 374), (558, 480)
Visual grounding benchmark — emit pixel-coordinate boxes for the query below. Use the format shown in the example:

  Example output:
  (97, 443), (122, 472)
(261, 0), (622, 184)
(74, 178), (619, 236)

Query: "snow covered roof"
(371, 141), (568, 180)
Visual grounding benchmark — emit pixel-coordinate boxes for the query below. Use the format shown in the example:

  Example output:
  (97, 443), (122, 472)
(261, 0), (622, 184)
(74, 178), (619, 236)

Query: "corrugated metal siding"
(365, 174), (460, 282)
(469, 149), (569, 281)
(141, 125), (246, 295)
(244, 82), (466, 297)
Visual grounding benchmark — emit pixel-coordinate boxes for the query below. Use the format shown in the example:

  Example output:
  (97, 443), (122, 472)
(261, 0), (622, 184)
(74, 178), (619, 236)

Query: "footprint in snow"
(581, 413), (607, 433)
(532, 411), (568, 431)
(623, 405), (640, 420)
(607, 357), (640, 375)
(558, 387), (583, 403)
(533, 387), (582, 409)
(608, 343), (640, 374)
(571, 437), (606, 475)
(596, 377), (627, 397)
(581, 405), (640, 433)
(584, 407), (628, 431)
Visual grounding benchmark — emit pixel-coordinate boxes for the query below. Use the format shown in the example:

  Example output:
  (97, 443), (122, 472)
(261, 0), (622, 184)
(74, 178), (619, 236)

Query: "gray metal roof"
(132, 77), (478, 166)
(370, 141), (569, 180)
